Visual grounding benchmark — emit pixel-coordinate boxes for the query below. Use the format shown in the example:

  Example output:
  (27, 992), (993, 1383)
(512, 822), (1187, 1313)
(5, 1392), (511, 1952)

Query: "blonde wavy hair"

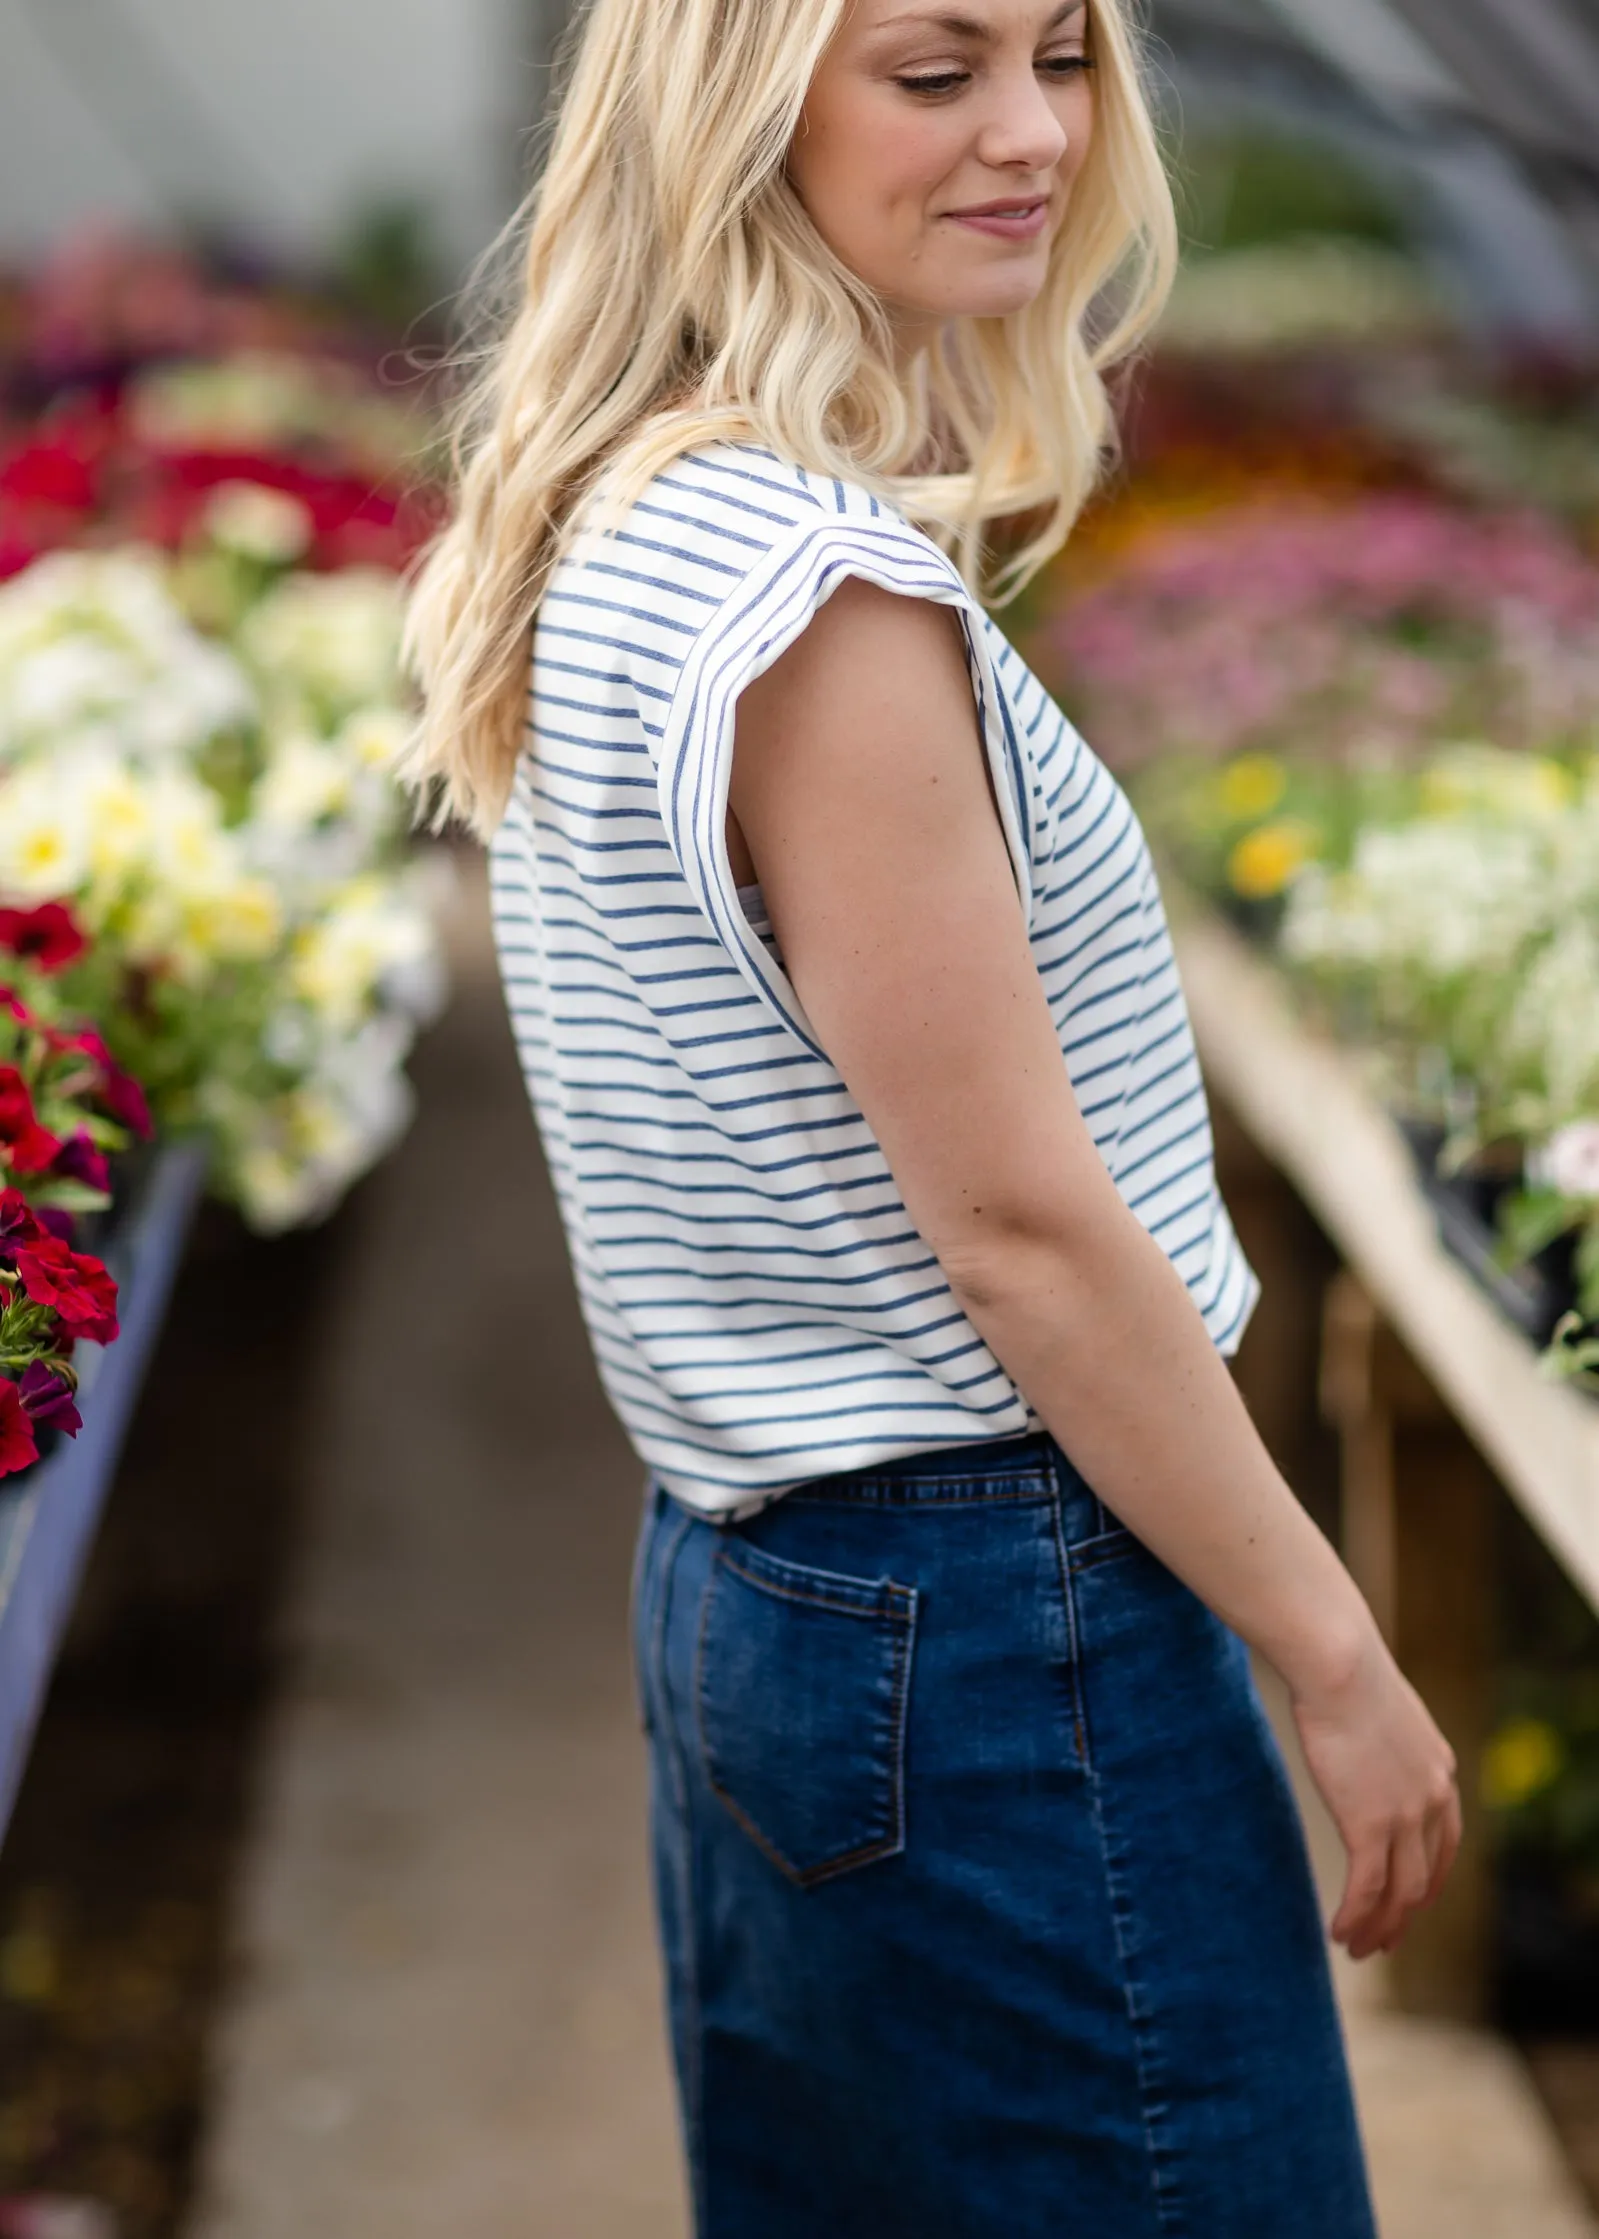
(403, 0), (1179, 836)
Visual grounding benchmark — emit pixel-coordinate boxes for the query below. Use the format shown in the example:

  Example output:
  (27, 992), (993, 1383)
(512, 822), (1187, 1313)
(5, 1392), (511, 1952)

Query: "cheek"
(795, 88), (955, 244)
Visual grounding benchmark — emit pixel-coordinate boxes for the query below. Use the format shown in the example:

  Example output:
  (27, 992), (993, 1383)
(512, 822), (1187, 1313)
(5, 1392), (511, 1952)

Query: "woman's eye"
(895, 55), (1092, 96)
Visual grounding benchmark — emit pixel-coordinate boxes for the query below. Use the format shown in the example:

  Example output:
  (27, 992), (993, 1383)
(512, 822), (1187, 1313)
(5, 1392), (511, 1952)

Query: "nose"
(975, 65), (1070, 173)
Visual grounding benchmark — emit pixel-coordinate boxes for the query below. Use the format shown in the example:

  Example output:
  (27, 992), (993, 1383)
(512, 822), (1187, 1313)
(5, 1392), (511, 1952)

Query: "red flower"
(0, 1067), (62, 1176)
(0, 1382), (39, 1478)
(44, 1028), (151, 1139)
(0, 1187), (40, 1258)
(0, 987), (32, 1025)
(0, 901), (86, 973)
(12, 1237), (119, 1344)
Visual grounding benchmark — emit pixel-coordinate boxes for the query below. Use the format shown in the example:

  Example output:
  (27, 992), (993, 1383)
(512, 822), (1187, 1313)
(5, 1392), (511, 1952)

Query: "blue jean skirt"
(632, 1429), (1376, 2238)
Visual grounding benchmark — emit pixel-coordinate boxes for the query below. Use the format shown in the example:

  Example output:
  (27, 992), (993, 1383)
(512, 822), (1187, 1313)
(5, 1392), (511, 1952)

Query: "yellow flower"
(1226, 818), (1318, 900)
(1216, 754), (1288, 822)
(1481, 1717), (1565, 1811)
(83, 765), (155, 881)
(178, 878), (284, 962)
(1422, 745), (1576, 821)
(338, 706), (414, 773)
(0, 791), (88, 898)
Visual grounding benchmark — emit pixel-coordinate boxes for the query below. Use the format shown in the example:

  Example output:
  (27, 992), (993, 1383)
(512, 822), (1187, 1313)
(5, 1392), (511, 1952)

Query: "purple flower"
(18, 1361), (81, 1439)
(50, 1132), (111, 1194)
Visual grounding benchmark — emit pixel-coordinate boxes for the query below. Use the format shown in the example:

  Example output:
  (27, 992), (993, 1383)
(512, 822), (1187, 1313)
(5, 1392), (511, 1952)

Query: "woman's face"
(788, 0), (1096, 350)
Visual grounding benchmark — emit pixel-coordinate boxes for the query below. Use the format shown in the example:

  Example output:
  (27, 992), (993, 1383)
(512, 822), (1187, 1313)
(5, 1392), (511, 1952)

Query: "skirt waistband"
(779, 1429), (1075, 1509)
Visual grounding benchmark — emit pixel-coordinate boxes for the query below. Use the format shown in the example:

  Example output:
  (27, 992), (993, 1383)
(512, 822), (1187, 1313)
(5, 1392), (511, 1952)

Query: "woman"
(404, 0), (1461, 2230)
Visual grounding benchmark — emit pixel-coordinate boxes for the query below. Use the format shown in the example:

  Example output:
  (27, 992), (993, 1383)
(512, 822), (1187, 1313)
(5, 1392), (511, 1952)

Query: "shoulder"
(560, 440), (957, 615)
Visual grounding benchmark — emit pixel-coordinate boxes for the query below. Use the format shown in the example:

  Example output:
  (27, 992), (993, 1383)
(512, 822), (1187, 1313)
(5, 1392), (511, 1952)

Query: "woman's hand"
(1289, 1630), (1462, 1960)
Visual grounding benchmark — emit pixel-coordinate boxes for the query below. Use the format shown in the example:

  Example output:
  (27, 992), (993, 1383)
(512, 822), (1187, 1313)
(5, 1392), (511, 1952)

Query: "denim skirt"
(631, 1429), (1377, 2238)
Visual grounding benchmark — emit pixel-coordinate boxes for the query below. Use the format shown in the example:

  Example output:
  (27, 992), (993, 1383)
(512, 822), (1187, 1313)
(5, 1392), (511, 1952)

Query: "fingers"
(1372, 1822), (1433, 1956)
(1428, 1778), (1463, 1905)
(1331, 1831), (1391, 1955)
(1333, 1774), (1464, 1961)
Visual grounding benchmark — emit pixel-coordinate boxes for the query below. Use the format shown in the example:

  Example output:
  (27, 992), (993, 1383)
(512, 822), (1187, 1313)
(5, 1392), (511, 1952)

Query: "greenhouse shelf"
(1175, 908), (1599, 1616)
(0, 1143), (208, 1847)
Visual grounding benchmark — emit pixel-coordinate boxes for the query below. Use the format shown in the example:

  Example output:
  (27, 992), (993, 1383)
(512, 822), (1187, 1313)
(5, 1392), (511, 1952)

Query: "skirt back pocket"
(695, 1536), (918, 1888)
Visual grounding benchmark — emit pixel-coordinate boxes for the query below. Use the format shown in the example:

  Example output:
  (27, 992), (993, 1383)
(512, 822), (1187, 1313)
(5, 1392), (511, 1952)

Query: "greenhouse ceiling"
(1153, 0), (1599, 333)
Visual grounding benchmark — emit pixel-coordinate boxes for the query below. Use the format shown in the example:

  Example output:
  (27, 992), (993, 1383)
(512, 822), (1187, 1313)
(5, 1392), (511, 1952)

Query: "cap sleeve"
(655, 511), (1035, 1060)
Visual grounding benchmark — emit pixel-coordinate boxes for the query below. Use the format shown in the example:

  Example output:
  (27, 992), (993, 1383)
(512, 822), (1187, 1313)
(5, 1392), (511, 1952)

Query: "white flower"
(203, 481), (315, 566)
(0, 761), (91, 896)
(254, 732), (359, 832)
(289, 876), (437, 1033)
(230, 1143), (326, 1234)
(1529, 1122), (1599, 1202)
(0, 550), (256, 768)
(238, 569), (405, 725)
(338, 705), (415, 775)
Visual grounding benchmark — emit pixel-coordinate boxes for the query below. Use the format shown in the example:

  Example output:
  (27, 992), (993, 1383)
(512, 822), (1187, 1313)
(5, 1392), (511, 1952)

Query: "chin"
(949, 277), (1049, 322)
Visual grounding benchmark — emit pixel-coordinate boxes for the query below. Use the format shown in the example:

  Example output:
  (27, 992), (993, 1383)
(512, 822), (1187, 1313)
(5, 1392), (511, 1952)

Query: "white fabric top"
(489, 441), (1259, 1518)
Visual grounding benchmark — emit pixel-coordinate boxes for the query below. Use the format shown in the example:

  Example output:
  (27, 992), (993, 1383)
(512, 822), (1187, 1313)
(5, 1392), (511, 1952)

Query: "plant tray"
(1396, 1119), (1576, 1349)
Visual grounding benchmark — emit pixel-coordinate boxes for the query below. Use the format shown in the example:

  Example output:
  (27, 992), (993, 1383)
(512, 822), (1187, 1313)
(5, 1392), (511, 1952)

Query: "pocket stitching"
(694, 1546), (918, 1890)
(1071, 1527), (1141, 1572)
(717, 1537), (915, 1623)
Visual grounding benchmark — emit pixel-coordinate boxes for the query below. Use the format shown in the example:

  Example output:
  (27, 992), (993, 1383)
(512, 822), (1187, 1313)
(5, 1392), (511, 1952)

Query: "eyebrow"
(871, 0), (1086, 37)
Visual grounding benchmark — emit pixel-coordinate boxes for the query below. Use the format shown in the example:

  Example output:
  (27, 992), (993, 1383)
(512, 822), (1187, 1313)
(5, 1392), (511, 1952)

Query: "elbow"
(936, 1198), (1106, 1318)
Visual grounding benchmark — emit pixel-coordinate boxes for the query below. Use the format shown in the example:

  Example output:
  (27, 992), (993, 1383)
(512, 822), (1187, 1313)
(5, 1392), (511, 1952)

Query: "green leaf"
(1496, 1187), (1582, 1271)
(24, 1180), (112, 1215)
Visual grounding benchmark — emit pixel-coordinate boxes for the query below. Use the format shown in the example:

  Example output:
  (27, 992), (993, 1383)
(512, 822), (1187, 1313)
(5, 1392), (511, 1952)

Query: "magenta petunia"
(0, 901), (87, 975)
(0, 1066), (62, 1177)
(0, 1382), (39, 1478)
(0, 1187), (40, 1259)
(49, 1029), (153, 1139)
(18, 1361), (81, 1439)
(50, 1132), (111, 1194)
(12, 1237), (119, 1344)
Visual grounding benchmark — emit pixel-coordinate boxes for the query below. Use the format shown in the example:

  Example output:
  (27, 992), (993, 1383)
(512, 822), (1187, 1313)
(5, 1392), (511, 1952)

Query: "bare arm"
(729, 576), (1460, 1959)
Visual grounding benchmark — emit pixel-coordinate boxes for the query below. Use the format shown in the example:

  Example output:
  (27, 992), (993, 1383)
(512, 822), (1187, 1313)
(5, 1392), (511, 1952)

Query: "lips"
(951, 199), (1046, 218)
(944, 198), (1051, 240)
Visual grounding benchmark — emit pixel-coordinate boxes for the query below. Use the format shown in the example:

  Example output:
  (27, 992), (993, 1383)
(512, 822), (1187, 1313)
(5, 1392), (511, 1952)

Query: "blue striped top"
(488, 441), (1259, 1518)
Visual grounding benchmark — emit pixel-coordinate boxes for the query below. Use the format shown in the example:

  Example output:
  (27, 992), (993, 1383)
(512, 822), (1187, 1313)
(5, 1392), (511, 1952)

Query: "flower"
(12, 1237), (119, 1343)
(0, 1187), (39, 1257)
(288, 875), (436, 1035)
(0, 900), (86, 973)
(1226, 818), (1319, 900)
(0, 1383), (39, 1478)
(0, 1067), (62, 1176)
(1217, 754), (1288, 821)
(49, 1133), (111, 1194)
(1529, 1122), (1599, 1202)
(0, 765), (90, 897)
(1482, 1717), (1566, 1811)
(0, 550), (256, 770)
(237, 567), (406, 726)
(18, 1361), (80, 1439)
(202, 481), (315, 567)
(48, 1028), (152, 1138)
